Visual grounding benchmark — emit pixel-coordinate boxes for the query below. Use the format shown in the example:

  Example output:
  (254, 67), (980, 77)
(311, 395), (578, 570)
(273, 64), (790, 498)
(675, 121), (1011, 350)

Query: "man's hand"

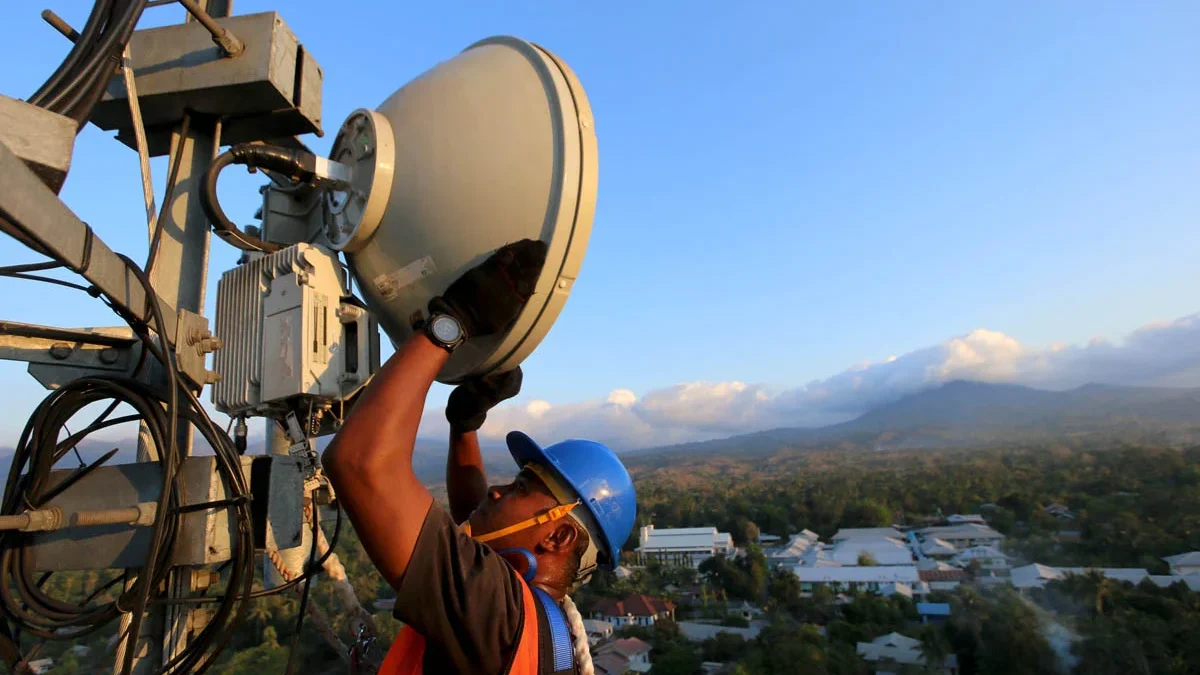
(446, 367), (523, 433)
(428, 239), (548, 338)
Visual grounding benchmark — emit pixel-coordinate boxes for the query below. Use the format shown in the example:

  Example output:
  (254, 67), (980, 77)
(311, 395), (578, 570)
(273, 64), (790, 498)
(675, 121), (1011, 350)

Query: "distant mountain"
(631, 381), (1200, 459)
(836, 380), (1200, 435)
(9, 381), (1197, 479)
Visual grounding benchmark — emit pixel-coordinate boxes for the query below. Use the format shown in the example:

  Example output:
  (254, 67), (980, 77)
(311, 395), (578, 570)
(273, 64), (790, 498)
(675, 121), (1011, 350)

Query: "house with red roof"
(595, 637), (653, 674)
(591, 594), (676, 627)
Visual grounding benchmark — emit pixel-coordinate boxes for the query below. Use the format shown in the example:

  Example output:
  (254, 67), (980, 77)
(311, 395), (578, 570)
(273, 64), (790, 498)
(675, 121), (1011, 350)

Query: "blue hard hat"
(506, 431), (637, 568)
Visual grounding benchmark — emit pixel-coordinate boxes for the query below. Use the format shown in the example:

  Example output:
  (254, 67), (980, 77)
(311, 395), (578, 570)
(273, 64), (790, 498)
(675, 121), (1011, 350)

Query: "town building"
(728, 600), (763, 623)
(1148, 575), (1200, 591)
(636, 525), (734, 568)
(856, 632), (959, 674)
(1163, 551), (1200, 576)
(1043, 503), (1076, 520)
(792, 565), (921, 595)
(946, 514), (986, 524)
(27, 659), (55, 675)
(832, 527), (904, 541)
(919, 568), (968, 592)
(917, 523), (1005, 548)
(827, 534), (915, 566)
(916, 602), (952, 624)
(920, 538), (958, 558)
(595, 637), (653, 674)
(678, 622), (761, 643)
(767, 532), (820, 568)
(951, 545), (1010, 572)
(592, 594), (676, 627)
(582, 619), (614, 646)
(1010, 564), (1150, 590)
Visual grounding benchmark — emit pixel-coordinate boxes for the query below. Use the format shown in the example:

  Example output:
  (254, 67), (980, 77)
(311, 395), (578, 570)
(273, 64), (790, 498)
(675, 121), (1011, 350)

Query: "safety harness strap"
(532, 588), (575, 674)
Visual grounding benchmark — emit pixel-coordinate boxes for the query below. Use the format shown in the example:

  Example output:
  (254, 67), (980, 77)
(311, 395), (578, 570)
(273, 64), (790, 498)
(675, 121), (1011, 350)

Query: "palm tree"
(1094, 575), (1112, 616)
(246, 601), (273, 641)
(918, 624), (951, 674)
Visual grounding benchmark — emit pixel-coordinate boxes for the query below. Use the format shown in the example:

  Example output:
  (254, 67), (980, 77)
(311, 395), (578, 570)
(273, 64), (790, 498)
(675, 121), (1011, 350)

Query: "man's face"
(467, 466), (561, 551)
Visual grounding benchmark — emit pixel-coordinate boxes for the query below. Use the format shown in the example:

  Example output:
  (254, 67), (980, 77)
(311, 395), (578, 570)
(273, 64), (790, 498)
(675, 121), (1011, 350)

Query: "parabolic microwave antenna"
(324, 36), (599, 383)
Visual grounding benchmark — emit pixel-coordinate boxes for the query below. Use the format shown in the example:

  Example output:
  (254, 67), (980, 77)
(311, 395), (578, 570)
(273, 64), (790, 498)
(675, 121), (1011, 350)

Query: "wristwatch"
(423, 313), (466, 352)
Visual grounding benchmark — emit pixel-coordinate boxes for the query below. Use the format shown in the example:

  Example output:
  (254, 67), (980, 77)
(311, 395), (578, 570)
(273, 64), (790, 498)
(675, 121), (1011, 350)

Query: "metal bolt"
(99, 348), (119, 364)
(204, 371), (222, 384)
(49, 343), (71, 360)
(197, 337), (224, 354)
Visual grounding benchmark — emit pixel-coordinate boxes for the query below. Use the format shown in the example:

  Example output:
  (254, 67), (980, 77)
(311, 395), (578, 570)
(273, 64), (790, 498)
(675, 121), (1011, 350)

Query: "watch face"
(431, 315), (462, 343)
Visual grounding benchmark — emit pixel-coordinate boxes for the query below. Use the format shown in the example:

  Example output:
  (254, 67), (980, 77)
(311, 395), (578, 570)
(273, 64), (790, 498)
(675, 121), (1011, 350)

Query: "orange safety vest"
(378, 567), (570, 675)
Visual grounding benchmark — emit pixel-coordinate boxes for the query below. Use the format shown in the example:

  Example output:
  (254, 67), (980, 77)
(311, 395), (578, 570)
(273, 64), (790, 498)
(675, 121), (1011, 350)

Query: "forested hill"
(627, 381), (1200, 460)
(5, 381), (1198, 481)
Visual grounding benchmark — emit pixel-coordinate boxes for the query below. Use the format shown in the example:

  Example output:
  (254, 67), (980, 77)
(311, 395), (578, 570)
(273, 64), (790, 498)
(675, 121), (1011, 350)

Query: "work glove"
(428, 239), (548, 339)
(446, 367), (523, 433)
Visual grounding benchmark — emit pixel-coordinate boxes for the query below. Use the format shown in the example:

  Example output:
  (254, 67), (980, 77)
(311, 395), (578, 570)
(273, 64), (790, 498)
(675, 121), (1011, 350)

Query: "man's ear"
(540, 521), (579, 554)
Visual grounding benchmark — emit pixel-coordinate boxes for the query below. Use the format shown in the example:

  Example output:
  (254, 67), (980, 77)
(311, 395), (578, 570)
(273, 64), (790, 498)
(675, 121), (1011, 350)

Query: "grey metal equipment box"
(91, 11), (323, 155)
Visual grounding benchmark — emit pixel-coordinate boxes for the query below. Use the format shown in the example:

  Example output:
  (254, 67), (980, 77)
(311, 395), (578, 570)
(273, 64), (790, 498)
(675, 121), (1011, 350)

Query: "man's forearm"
(324, 334), (448, 477)
(321, 333), (449, 584)
(447, 429), (488, 524)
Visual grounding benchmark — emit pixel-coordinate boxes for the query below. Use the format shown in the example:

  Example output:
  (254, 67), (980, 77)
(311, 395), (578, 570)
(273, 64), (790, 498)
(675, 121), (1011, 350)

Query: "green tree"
(857, 552), (878, 566)
(651, 644), (701, 675)
(701, 632), (748, 663)
(767, 568), (803, 614)
(729, 517), (762, 547)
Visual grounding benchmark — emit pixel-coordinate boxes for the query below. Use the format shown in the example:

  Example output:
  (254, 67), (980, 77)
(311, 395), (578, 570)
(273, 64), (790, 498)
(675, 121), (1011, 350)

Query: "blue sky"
(0, 2), (1198, 447)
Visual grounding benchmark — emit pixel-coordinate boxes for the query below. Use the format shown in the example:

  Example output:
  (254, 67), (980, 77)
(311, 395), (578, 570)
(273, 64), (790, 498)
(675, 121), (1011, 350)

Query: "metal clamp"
(283, 411), (320, 479)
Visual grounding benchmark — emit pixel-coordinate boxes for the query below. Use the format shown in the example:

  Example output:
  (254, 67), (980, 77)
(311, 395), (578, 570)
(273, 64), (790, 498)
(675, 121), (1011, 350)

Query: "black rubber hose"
(201, 144), (322, 254)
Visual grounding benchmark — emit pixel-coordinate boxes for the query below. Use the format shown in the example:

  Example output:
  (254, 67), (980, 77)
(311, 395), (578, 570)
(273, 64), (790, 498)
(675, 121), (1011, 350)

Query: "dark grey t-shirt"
(393, 503), (526, 675)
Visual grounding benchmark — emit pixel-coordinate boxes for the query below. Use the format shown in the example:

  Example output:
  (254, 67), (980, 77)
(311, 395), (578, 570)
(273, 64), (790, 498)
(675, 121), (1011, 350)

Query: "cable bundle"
(28, 0), (148, 130)
(0, 254), (256, 674)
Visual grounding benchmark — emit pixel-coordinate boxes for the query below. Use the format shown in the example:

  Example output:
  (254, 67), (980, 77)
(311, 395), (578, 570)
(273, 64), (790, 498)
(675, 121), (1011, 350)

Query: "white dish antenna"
(327, 36), (599, 383)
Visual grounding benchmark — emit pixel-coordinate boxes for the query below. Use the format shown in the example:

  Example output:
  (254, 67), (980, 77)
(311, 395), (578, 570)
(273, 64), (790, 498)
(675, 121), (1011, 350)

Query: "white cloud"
(418, 311), (1200, 450)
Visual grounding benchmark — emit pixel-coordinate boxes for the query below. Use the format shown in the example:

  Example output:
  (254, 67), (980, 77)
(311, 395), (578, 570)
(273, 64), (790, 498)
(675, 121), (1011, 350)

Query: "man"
(323, 240), (637, 675)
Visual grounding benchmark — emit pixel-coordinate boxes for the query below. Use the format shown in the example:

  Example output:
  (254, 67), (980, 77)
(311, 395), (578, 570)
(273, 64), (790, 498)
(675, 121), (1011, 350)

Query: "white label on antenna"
(374, 256), (436, 302)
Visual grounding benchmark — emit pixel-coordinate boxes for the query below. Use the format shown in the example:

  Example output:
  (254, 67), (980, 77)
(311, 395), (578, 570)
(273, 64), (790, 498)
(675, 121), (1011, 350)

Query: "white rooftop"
(872, 632), (920, 650)
(953, 545), (1007, 559)
(792, 565), (920, 583)
(769, 535), (817, 559)
(948, 514), (986, 523)
(638, 525), (733, 552)
(677, 622), (761, 642)
(833, 527), (903, 541)
(1149, 574), (1200, 591)
(857, 632), (958, 669)
(1011, 564), (1150, 589)
(919, 523), (1004, 541)
(920, 538), (959, 556)
(1164, 551), (1200, 566)
(830, 536), (915, 566)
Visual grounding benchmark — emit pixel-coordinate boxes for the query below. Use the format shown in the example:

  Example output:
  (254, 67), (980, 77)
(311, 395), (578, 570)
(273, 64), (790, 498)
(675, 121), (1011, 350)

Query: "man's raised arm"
(444, 368), (525, 523)
(323, 334), (447, 586)
(321, 238), (546, 588)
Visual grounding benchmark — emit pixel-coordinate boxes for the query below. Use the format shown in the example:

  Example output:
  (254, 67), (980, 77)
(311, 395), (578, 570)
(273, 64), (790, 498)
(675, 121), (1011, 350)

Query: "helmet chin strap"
(461, 501), (580, 544)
